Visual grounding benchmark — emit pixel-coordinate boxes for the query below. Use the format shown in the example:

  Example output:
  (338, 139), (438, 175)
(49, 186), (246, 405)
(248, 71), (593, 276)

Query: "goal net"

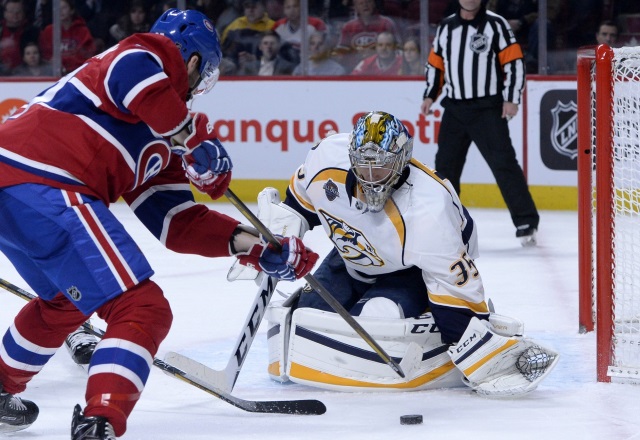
(577, 45), (640, 383)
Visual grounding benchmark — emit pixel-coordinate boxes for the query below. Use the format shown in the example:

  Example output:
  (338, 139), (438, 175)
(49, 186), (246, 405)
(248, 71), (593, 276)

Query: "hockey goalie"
(230, 111), (559, 397)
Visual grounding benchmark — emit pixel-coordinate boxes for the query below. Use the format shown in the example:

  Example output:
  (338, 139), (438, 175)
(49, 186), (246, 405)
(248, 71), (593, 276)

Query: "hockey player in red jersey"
(0, 8), (317, 439)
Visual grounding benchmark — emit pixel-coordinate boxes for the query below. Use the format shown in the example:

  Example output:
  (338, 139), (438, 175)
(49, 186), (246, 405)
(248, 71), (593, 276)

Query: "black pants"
(435, 96), (539, 230)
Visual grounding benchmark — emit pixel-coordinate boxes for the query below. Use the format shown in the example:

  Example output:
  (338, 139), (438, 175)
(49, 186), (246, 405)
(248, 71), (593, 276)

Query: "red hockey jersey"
(0, 33), (239, 257)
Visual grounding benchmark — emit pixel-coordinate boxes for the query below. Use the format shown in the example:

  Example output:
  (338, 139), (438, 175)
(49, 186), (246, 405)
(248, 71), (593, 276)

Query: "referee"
(420, 0), (539, 247)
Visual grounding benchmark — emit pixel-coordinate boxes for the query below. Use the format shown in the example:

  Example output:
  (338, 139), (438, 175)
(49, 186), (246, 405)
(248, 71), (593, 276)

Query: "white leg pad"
(282, 307), (463, 392)
(265, 300), (293, 382)
(449, 317), (559, 398)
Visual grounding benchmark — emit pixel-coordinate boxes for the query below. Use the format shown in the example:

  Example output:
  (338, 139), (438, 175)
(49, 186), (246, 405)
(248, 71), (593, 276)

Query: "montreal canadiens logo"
(203, 19), (214, 32)
(134, 142), (171, 188)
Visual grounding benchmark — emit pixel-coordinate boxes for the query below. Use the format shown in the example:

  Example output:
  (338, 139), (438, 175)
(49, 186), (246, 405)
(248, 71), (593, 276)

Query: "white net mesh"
(607, 48), (640, 378)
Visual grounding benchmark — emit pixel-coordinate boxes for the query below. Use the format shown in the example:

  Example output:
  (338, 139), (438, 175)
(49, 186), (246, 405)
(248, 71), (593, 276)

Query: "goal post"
(577, 44), (640, 383)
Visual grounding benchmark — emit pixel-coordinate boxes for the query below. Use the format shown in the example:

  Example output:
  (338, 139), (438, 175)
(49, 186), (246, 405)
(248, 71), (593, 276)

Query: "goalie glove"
(236, 235), (318, 281)
(183, 138), (233, 199)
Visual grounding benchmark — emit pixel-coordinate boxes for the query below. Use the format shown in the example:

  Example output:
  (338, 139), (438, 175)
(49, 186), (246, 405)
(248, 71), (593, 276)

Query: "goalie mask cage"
(577, 45), (640, 383)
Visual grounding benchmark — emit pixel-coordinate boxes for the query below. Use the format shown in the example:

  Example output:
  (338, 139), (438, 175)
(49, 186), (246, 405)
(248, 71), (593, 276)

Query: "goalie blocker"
(265, 299), (559, 396)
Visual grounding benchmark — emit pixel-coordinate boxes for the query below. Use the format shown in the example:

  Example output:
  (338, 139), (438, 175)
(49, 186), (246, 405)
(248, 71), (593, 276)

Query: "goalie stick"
(0, 278), (326, 416)
(166, 272), (279, 393)
(224, 188), (406, 379)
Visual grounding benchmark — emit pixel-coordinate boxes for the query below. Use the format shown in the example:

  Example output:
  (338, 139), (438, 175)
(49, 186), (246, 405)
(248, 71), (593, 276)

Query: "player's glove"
(183, 112), (217, 154)
(236, 235), (319, 281)
(183, 138), (233, 199)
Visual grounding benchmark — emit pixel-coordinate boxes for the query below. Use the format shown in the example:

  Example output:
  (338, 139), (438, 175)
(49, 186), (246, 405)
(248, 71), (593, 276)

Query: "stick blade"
(254, 399), (327, 415)
(165, 351), (233, 393)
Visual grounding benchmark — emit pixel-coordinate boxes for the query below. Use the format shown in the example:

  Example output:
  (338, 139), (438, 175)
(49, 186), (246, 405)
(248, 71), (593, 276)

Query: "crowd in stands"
(1, 0), (639, 78)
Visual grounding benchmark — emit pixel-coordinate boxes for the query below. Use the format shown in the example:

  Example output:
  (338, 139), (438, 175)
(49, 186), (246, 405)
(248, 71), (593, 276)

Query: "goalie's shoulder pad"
(449, 317), (559, 398)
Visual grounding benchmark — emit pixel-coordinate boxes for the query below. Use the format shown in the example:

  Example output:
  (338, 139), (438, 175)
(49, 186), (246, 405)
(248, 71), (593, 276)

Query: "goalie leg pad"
(284, 307), (463, 392)
(449, 317), (559, 398)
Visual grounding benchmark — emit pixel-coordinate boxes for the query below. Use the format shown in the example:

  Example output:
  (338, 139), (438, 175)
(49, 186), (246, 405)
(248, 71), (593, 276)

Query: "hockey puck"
(400, 414), (423, 425)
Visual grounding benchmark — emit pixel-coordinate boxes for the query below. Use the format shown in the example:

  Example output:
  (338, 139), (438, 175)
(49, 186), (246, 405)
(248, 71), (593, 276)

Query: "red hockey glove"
(183, 112), (217, 154)
(183, 138), (233, 199)
(236, 236), (319, 281)
(184, 167), (231, 199)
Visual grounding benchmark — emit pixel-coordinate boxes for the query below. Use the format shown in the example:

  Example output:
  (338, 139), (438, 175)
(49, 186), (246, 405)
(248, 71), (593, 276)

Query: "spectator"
(73, 0), (130, 52)
(39, 0), (96, 73)
(488, 0), (537, 51)
(380, 0), (420, 40)
(195, 0), (228, 23)
(351, 30), (402, 75)
(11, 40), (53, 76)
(265, 0), (284, 21)
(334, 0), (400, 72)
(0, 0), (40, 75)
(400, 35), (421, 75)
(595, 19), (619, 46)
(108, 0), (152, 47)
(272, 0), (327, 64)
(237, 29), (295, 75)
(221, 0), (275, 70)
(309, 0), (350, 22)
(292, 30), (345, 75)
(421, 0), (538, 246)
(212, 0), (243, 35)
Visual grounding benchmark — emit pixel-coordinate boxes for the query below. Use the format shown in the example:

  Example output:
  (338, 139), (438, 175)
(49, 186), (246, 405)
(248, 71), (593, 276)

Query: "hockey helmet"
(151, 9), (222, 95)
(349, 111), (413, 213)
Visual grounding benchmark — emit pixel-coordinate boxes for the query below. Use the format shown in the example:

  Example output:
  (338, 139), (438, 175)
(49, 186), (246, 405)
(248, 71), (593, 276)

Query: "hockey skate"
(516, 225), (537, 247)
(0, 385), (39, 433)
(71, 404), (116, 440)
(65, 324), (98, 367)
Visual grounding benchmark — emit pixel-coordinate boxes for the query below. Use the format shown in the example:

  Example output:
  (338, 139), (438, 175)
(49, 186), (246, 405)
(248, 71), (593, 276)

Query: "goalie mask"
(349, 111), (413, 213)
(151, 8), (222, 95)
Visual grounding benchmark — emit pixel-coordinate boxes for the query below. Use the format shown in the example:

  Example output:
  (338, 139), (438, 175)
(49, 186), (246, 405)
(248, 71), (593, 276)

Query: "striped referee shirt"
(423, 9), (525, 104)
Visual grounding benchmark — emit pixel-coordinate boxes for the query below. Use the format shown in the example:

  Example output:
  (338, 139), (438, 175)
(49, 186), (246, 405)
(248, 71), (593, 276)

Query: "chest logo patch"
(134, 142), (171, 188)
(319, 210), (383, 267)
(470, 33), (489, 54)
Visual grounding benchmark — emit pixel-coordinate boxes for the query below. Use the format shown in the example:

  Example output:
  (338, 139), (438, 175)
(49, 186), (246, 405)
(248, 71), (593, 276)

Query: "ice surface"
(0, 204), (637, 439)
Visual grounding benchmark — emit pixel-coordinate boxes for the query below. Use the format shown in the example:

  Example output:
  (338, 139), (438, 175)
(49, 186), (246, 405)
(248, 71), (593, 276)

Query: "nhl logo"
(550, 101), (578, 159)
(470, 33), (488, 54)
(323, 180), (339, 201)
(67, 286), (82, 301)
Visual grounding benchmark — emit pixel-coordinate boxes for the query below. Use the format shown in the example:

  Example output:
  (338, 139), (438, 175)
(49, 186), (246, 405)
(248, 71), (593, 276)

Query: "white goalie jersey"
(286, 132), (489, 327)
(265, 132), (558, 396)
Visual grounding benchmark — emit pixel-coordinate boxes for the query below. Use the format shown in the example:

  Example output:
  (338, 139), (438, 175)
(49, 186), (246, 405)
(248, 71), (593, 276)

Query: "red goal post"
(577, 45), (640, 383)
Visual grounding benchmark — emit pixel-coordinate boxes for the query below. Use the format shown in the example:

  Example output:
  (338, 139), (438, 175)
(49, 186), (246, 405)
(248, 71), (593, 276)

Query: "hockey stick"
(224, 188), (406, 379)
(0, 278), (326, 415)
(166, 273), (277, 393)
